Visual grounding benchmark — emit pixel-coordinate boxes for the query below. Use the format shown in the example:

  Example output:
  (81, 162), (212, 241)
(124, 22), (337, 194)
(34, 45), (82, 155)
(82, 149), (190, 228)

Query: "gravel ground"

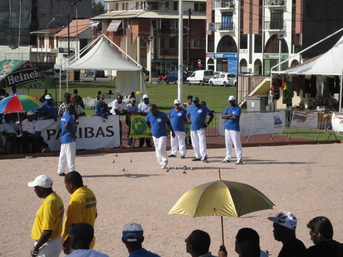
(1, 143), (343, 257)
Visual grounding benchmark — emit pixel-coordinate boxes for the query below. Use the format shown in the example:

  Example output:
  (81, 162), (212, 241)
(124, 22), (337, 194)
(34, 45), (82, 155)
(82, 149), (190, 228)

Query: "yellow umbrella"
(168, 171), (274, 245)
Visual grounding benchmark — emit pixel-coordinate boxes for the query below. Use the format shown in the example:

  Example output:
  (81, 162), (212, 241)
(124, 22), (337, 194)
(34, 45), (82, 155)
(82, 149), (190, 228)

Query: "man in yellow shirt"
(28, 175), (64, 257)
(62, 171), (97, 254)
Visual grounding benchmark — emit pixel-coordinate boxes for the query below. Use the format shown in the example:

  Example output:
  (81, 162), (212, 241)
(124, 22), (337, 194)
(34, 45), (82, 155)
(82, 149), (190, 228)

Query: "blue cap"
(122, 222), (144, 242)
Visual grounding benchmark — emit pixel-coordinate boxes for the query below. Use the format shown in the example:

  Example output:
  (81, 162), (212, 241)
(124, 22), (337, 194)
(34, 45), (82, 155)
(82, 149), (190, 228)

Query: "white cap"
(143, 94), (149, 99)
(174, 99), (181, 104)
(122, 222), (144, 242)
(228, 95), (236, 101)
(27, 111), (35, 116)
(28, 175), (53, 188)
(45, 95), (52, 100)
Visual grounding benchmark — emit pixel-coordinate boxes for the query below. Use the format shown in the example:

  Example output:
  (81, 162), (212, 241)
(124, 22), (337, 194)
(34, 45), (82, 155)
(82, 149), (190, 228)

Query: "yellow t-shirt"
(31, 192), (64, 241)
(62, 186), (97, 246)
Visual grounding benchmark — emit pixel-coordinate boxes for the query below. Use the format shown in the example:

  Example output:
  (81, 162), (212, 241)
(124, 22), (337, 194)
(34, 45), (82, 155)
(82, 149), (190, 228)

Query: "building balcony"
(264, 0), (285, 7)
(215, 22), (235, 31)
(264, 21), (285, 31)
(215, 0), (235, 9)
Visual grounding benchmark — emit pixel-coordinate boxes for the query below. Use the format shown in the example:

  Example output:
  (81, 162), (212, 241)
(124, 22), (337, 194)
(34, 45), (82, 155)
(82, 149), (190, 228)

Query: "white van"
(186, 70), (214, 85)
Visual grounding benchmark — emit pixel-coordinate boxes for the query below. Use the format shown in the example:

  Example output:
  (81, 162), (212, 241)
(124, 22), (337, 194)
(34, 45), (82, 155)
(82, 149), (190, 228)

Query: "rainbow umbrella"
(0, 95), (41, 114)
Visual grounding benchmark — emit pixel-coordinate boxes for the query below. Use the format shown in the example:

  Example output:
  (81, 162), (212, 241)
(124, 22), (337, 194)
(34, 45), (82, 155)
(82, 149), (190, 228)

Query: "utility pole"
(187, 8), (191, 71)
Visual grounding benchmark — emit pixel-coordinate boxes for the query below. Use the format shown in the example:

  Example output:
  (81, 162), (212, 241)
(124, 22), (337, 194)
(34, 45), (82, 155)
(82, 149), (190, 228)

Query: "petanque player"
(28, 175), (64, 257)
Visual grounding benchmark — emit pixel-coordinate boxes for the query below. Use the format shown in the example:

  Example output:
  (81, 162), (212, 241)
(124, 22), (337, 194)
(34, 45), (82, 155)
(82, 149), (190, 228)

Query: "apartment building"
(91, 0), (207, 77)
(206, 0), (343, 76)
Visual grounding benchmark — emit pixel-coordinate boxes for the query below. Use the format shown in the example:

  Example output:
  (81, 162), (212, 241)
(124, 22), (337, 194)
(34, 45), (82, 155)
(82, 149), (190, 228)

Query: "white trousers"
(170, 131), (186, 156)
(57, 141), (76, 174)
(34, 237), (62, 257)
(191, 129), (207, 159)
(224, 129), (242, 161)
(153, 136), (168, 165)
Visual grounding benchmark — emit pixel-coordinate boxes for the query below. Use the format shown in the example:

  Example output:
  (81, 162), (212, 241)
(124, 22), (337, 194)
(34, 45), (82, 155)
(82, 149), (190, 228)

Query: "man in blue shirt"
(146, 104), (175, 169)
(122, 222), (160, 257)
(186, 96), (214, 163)
(168, 99), (187, 158)
(94, 98), (110, 119)
(222, 95), (242, 164)
(57, 105), (76, 176)
(38, 95), (58, 120)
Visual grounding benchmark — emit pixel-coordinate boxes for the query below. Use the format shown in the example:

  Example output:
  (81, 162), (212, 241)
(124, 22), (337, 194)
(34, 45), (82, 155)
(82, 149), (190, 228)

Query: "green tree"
(92, 0), (105, 16)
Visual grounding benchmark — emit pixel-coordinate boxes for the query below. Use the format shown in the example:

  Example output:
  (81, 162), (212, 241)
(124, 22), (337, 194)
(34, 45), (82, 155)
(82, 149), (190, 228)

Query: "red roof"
(54, 19), (91, 37)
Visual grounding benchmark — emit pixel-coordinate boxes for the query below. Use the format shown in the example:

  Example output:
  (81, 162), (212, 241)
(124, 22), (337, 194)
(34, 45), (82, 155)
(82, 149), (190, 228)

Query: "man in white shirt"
(111, 95), (127, 147)
(8, 85), (22, 96)
(22, 111), (50, 153)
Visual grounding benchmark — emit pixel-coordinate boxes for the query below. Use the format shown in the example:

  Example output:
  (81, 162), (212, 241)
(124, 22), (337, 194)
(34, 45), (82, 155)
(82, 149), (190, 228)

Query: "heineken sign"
(5, 68), (44, 86)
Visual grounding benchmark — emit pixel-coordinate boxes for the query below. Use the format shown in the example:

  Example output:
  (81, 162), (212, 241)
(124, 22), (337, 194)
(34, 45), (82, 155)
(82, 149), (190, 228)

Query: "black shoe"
(192, 158), (201, 161)
(146, 145), (152, 147)
(58, 173), (66, 176)
(181, 155), (185, 159)
(221, 159), (231, 163)
(202, 158), (209, 163)
(168, 154), (176, 157)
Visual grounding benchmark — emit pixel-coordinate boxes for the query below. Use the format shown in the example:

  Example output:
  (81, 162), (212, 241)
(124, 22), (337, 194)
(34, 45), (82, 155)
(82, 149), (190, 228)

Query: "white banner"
(218, 111), (285, 137)
(39, 116), (120, 151)
(290, 111), (318, 129)
(331, 113), (343, 132)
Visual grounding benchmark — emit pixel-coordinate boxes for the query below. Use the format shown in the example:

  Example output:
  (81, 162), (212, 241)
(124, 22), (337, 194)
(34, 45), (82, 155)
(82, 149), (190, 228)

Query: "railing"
(264, 20), (286, 30)
(215, 0), (235, 8)
(264, 0), (285, 6)
(215, 22), (235, 31)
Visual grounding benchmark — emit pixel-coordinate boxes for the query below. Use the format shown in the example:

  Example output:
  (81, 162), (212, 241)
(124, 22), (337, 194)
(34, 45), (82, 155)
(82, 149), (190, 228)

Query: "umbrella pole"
(218, 169), (221, 180)
(221, 216), (225, 245)
(17, 112), (22, 134)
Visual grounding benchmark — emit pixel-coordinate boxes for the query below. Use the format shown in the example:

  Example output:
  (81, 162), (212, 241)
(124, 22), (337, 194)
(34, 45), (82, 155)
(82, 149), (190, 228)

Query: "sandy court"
(1, 143), (343, 257)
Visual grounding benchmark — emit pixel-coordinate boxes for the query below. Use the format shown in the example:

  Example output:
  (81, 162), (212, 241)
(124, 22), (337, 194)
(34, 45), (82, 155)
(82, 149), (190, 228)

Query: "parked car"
(209, 72), (236, 87)
(165, 70), (189, 84)
(45, 69), (66, 82)
(185, 70), (214, 85)
(84, 70), (105, 77)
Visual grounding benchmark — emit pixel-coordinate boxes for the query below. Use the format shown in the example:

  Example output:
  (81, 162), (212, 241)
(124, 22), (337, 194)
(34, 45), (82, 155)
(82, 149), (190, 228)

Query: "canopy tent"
(274, 35), (343, 76)
(66, 35), (146, 98)
(273, 34), (343, 111)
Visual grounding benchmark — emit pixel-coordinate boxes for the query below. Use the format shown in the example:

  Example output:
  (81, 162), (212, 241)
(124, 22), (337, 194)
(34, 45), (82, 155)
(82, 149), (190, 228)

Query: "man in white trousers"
(168, 99), (187, 159)
(146, 104), (175, 169)
(186, 96), (214, 163)
(57, 105), (77, 176)
(222, 95), (243, 164)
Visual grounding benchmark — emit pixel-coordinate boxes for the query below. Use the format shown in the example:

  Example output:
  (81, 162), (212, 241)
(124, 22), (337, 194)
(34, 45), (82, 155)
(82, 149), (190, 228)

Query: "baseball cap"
(28, 175), (53, 188)
(122, 222), (144, 242)
(192, 96), (199, 102)
(174, 99), (181, 104)
(228, 95), (236, 101)
(45, 95), (52, 100)
(66, 222), (94, 243)
(268, 211), (297, 230)
(143, 94), (149, 99)
(27, 111), (35, 116)
(64, 92), (71, 98)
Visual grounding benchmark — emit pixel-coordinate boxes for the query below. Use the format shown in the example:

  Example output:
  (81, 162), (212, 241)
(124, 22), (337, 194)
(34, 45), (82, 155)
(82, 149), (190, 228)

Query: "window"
(254, 34), (262, 53)
(49, 37), (54, 48)
(221, 12), (233, 30)
(270, 10), (284, 29)
(140, 38), (146, 48)
(194, 3), (206, 11)
(165, 2), (169, 10)
(39, 37), (44, 48)
(191, 39), (199, 48)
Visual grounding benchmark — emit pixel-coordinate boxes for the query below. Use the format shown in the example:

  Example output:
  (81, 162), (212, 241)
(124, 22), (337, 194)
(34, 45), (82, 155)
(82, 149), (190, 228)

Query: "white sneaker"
(161, 164), (167, 169)
(236, 159), (243, 165)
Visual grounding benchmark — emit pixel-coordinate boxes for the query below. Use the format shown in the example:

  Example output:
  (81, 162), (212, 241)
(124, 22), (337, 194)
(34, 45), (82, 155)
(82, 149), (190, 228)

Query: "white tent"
(66, 36), (146, 98)
(275, 35), (343, 111)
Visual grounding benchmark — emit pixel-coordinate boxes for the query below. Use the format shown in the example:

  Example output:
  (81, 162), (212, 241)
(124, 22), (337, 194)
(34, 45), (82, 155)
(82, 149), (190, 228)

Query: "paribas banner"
(218, 111), (286, 136)
(332, 113), (343, 132)
(38, 116), (120, 151)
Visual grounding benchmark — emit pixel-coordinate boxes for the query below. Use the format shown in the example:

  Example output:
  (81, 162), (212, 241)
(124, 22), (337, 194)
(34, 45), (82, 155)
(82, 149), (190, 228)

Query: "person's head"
(192, 96), (200, 107)
(66, 222), (94, 250)
(174, 99), (181, 110)
(228, 95), (236, 106)
(97, 91), (101, 95)
(239, 239), (260, 257)
(64, 92), (71, 102)
(109, 90), (113, 94)
(268, 212), (297, 243)
(117, 95), (123, 104)
(200, 101), (206, 106)
(130, 98), (136, 106)
(42, 88), (48, 95)
(99, 98), (105, 106)
(143, 94), (149, 104)
(149, 104), (158, 115)
(73, 89), (78, 95)
(66, 104), (76, 115)
(0, 88), (6, 96)
(122, 222), (144, 253)
(26, 111), (35, 122)
(187, 95), (193, 104)
(185, 230), (211, 257)
(45, 94), (53, 104)
(11, 84), (17, 92)
(28, 175), (53, 198)
(307, 216), (333, 245)
(130, 91), (135, 98)
(235, 228), (260, 254)
(64, 171), (84, 194)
